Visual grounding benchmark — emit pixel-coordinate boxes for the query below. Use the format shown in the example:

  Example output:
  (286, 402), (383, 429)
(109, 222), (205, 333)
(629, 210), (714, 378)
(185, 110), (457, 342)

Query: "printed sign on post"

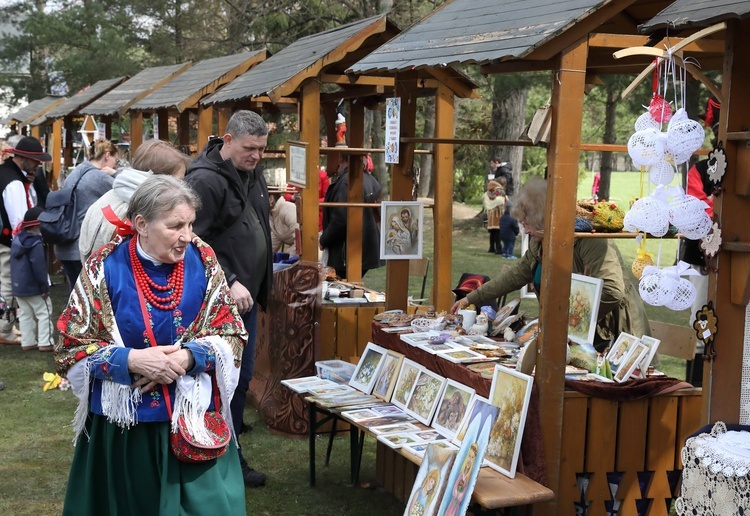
(385, 97), (401, 164)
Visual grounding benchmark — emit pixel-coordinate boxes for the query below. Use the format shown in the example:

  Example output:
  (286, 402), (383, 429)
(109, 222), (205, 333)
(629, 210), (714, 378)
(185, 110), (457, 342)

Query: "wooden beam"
(130, 111), (143, 154)
(62, 115), (73, 168)
(346, 102), (365, 282)
(386, 72), (418, 311)
(320, 74), (394, 87)
(197, 105), (213, 148)
(432, 83), (455, 311)
(299, 80), (321, 263)
(157, 109), (170, 142)
(480, 59), (556, 75)
(426, 67), (478, 99)
(319, 147), (432, 155)
(119, 62), (192, 116)
(536, 37), (589, 515)
(320, 85), (385, 103)
(178, 110), (190, 145)
(217, 107), (230, 136)
(589, 33), (725, 54)
(401, 137), (535, 147)
(50, 119), (62, 187)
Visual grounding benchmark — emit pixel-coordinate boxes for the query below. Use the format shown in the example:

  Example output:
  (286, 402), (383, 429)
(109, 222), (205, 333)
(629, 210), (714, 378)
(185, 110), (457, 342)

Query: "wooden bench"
(649, 320), (697, 361)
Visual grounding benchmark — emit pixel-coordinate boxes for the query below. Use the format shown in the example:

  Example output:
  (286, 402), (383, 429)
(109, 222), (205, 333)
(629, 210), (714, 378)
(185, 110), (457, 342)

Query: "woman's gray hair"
(226, 110), (268, 138)
(127, 175), (201, 223)
(511, 177), (547, 231)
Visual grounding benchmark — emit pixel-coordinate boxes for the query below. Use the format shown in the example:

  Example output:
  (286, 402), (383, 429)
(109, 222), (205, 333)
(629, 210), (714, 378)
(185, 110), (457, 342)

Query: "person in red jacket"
(318, 168), (330, 232)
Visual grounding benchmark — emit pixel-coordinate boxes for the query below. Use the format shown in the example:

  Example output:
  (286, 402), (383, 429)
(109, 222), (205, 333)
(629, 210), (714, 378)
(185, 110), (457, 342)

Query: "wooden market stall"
(127, 50), (266, 153)
(640, 0), (750, 436)
(1, 95), (67, 151)
(347, 0), (725, 513)
(29, 77), (127, 185)
(80, 63), (191, 152)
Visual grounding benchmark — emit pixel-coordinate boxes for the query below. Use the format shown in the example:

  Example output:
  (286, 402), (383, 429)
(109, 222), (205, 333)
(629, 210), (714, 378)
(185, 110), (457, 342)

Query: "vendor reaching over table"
(451, 177), (649, 352)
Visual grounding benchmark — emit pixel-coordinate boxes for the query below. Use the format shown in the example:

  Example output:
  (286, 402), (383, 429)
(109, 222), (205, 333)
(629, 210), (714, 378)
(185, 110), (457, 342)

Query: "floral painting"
(406, 369), (446, 425)
(371, 351), (404, 401)
(568, 274), (603, 345)
(486, 366), (534, 478)
(392, 359), (421, 411)
(403, 443), (457, 516)
(349, 342), (387, 394)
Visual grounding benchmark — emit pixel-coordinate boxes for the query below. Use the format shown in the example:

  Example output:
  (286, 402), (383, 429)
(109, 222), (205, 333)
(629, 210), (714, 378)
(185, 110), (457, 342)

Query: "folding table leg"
(325, 418), (338, 466)
(309, 401), (316, 487)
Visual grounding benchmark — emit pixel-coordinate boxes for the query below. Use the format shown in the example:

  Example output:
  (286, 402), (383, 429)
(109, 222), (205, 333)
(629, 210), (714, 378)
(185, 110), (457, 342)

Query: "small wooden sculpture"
(335, 113), (347, 147)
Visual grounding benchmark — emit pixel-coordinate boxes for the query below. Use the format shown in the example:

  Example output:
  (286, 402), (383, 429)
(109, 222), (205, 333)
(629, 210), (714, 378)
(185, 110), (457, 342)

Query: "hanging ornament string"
(129, 236), (185, 311)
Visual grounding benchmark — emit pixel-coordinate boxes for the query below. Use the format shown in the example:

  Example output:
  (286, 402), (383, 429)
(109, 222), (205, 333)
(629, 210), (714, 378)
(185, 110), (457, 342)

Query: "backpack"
(38, 168), (90, 245)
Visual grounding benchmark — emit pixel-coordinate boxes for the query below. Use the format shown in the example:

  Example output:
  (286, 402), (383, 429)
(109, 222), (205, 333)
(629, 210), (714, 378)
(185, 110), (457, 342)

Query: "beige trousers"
(16, 295), (53, 349)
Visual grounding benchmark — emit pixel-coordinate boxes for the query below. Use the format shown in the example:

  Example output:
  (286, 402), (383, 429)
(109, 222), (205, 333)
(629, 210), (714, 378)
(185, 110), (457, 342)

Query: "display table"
(676, 422), (750, 514)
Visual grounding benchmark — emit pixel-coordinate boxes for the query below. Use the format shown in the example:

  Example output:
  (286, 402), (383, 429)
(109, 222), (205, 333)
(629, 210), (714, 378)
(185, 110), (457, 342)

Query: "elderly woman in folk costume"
(55, 175), (247, 514)
(482, 179), (506, 254)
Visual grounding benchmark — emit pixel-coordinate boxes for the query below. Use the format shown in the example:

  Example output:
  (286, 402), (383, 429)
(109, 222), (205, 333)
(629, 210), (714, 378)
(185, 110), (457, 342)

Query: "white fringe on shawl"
(71, 323), (240, 445)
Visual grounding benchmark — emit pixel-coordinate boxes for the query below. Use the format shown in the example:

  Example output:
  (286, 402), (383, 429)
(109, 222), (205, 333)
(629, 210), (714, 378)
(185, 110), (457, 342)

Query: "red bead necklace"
(129, 236), (184, 311)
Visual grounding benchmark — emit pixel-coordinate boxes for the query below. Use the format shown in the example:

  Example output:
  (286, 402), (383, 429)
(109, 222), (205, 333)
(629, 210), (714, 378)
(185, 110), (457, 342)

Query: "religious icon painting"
(437, 407), (493, 516)
(403, 443), (457, 516)
(452, 396), (499, 447)
(380, 201), (424, 260)
(486, 365), (534, 478)
(349, 342), (388, 394)
(371, 350), (405, 401)
(637, 335), (661, 373)
(614, 342), (649, 383)
(431, 379), (476, 440)
(606, 332), (640, 374)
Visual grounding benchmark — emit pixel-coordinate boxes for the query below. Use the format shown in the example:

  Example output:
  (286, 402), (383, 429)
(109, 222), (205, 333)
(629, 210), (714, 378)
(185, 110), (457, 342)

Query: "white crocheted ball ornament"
(666, 109), (705, 165)
(623, 196), (670, 237)
(634, 111), (661, 132)
(665, 278), (697, 311)
(669, 195), (712, 240)
(639, 271), (678, 306)
(628, 128), (666, 167)
(649, 159), (676, 186)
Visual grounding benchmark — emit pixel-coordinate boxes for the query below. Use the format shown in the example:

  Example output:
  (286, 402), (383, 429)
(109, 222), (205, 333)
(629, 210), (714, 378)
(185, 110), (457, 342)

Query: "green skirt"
(63, 414), (245, 516)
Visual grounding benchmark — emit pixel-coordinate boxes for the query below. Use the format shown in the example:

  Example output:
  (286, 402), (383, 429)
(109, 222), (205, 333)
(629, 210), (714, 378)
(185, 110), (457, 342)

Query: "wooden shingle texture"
(130, 51), (265, 112)
(204, 14), (389, 105)
(81, 63), (190, 116)
(1, 95), (66, 126)
(349, 0), (610, 73)
(640, 0), (750, 31)
(43, 77), (127, 120)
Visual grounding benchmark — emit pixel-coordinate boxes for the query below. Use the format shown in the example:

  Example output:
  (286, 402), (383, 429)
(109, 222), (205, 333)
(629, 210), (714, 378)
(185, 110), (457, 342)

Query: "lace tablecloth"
(676, 422), (750, 514)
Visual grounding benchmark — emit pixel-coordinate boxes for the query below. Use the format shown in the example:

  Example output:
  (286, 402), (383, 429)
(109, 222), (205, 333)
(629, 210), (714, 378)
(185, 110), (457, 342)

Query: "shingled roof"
(81, 63), (191, 116)
(130, 51), (266, 112)
(1, 95), (66, 126)
(42, 77), (127, 120)
(203, 14), (398, 105)
(640, 0), (750, 31)
(349, 0), (611, 73)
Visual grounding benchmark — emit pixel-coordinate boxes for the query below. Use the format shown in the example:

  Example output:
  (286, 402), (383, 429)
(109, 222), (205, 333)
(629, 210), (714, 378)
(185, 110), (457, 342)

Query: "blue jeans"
(231, 304), (258, 437)
(502, 239), (515, 257)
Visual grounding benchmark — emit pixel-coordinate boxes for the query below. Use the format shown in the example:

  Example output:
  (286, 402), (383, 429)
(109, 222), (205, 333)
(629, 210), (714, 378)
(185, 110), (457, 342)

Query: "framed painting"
(432, 379), (476, 440)
(400, 331), (437, 346)
(614, 342), (649, 383)
(518, 231), (536, 299)
(285, 140), (307, 188)
(391, 358), (422, 412)
(568, 273), (603, 345)
(371, 350), (404, 401)
(369, 421), (421, 436)
(436, 348), (488, 364)
(606, 332), (640, 374)
(380, 201), (424, 260)
(486, 365), (534, 478)
(377, 432), (422, 449)
(349, 342), (388, 394)
(412, 429), (447, 442)
(405, 368), (447, 426)
(638, 335), (661, 372)
(340, 408), (380, 423)
(437, 405), (493, 516)
(403, 443), (457, 516)
(452, 396), (499, 446)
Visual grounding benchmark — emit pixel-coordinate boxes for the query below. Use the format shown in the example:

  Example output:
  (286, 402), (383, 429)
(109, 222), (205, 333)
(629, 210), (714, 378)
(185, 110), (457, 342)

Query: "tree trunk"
(418, 97), (435, 198)
(489, 76), (528, 192)
(599, 81), (618, 202)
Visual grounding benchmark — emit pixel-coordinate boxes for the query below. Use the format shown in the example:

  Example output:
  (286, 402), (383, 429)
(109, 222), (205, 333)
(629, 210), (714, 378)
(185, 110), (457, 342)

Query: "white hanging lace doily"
(691, 422), (750, 477)
(741, 303), (750, 424)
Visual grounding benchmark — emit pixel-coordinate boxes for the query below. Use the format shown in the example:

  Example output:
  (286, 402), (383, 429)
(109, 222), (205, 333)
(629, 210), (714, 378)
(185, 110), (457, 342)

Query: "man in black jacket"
(186, 110), (272, 488)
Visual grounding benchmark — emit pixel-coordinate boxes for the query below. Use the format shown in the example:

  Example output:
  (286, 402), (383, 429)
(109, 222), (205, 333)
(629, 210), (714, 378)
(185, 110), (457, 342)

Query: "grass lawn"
(0, 170), (695, 514)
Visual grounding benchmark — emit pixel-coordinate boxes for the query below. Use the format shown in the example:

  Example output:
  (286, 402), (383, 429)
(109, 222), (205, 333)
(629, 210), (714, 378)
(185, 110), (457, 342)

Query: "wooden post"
(536, 37), (588, 514)
(30, 126), (40, 139)
(197, 105), (213, 149)
(130, 111), (143, 154)
(51, 119), (63, 187)
(102, 115), (112, 140)
(62, 115), (73, 169)
(346, 102), (365, 282)
(177, 110), (189, 145)
(704, 19), (749, 424)
(299, 80), (321, 263)
(385, 72), (418, 311)
(432, 83), (455, 311)
(217, 107), (230, 136)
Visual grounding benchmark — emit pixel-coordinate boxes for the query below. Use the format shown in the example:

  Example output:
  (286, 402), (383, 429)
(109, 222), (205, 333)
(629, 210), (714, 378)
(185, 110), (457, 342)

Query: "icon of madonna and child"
(381, 201), (424, 260)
